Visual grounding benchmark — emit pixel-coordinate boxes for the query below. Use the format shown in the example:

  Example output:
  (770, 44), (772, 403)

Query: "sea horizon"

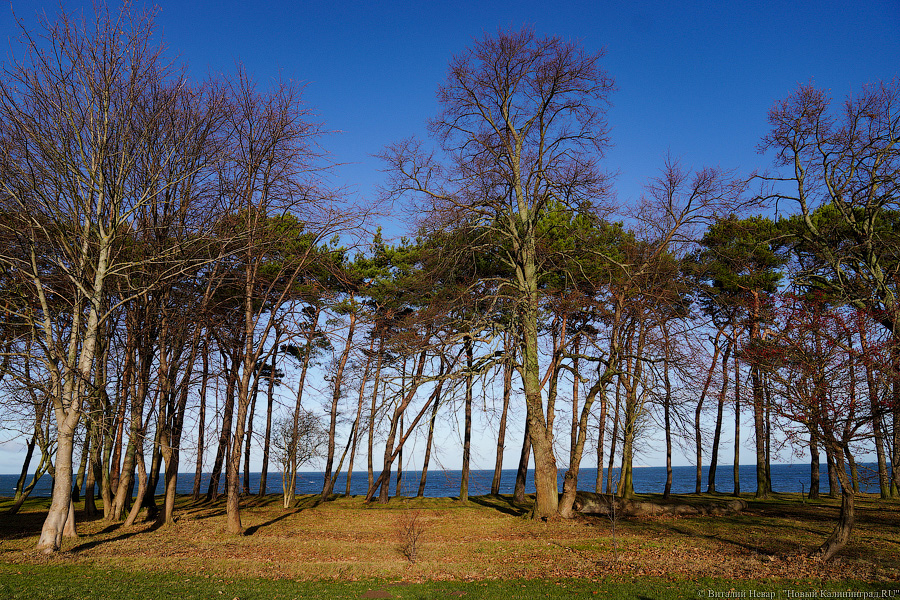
(0, 462), (884, 499)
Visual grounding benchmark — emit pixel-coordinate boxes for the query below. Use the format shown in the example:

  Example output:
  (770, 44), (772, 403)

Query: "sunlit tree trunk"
(696, 329), (724, 493)
(459, 337), (474, 502)
(322, 308), (356, 500)
(491, 352), (513, 496)
(707, 338), (731, 493)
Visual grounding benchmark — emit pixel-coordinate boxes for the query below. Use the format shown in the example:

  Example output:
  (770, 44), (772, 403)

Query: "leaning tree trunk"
(809, 429), (820, 500)
(520, 292), (558, 518)
(459, 337), (474, 503)
(707, 340), (731, 493)
(491, 354), (512, 496)
(367, 334), (386, 490)
(513, 421), (531, 503)
(733, 338), (742, 497)
(322, 310), (355, 500)
(696, 329), (724, 493)
(259, 335), (279, 497)
(207, 351), (237, 502)
(662, 324), (673, 499)
(37, 404), (79, 546)
(418, 355), (447, 498)
(825, 446), (839, 499)
(812, 445), (855, 561)
(606, 380), (621, 494)
(558, 365), (615, 518)
(192, 349), (210, 501)
(242, 374), (260, 496)
(373, 350), (427, 503)
(750, 293), (770, 499)
(123, 445), (148, 527)
(345, 337), (374, 496)
(418, 393), (440, 498)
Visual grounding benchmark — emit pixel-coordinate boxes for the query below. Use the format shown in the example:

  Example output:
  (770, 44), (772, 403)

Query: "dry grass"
(0, 492), (898, 583)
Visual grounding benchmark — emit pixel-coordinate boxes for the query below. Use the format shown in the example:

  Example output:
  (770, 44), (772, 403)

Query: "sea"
(0, 463), (884, 498)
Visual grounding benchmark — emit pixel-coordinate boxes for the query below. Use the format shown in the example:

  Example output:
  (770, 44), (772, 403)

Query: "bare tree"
(381, 27), (614, 518)
(0, 6), (227, 552)
(760, 81), (900, 493)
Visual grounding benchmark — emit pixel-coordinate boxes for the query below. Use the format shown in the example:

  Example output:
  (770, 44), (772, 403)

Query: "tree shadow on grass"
(69, 519), (164, 553)
(663, 520), (784, 556)
(469, 495), (529, 517)
(243, 509), (297, 536)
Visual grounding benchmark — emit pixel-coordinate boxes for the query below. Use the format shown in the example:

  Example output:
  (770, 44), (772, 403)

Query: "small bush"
(397, 508), (425, 564)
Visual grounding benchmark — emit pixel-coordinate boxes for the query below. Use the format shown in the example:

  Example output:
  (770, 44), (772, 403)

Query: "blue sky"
(1, 1), (898, 472)
(4, 0), (898, 237)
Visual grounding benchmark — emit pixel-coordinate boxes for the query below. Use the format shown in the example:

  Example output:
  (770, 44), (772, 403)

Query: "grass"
(0, 492), (898, 598)
(0, 565), (894, 600)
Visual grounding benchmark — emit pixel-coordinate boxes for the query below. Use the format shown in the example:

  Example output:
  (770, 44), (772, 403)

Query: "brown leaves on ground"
(0, 493), (897, 583)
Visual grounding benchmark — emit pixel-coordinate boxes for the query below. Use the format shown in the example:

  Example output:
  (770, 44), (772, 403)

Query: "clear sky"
(4, 0), (898, 232)
(1, 1), (899, 472)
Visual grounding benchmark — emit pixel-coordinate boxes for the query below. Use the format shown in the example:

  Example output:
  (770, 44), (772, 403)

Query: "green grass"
(1, 492), (899, 596)
(0, 565), (894, 600)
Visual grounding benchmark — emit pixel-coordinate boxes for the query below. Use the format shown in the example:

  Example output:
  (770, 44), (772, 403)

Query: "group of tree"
(0, 6), (897, 564)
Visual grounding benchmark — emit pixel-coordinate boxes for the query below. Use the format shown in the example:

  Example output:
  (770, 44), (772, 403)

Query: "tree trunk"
(618, 322), (646, 500)
(259, 336), (279, 497)
(395, 412), (404, 497)
(123, 446), (148, 527)
(748, 291), (770, 499)
(226, 374), (252, 534)
(733, 336), (742, 497)
(812, 446), (855, 562)
(460, 337), (473, 502)
(846, 444), (859, 493)
(367, 334), (385, 490)
(809, 430), (820, 500)
(707, 339), (731, 493)
(418, 387), (441, 498)
(513, 421), (531, 503)
(109, 338), (133, 496)
(72, 428), (90, 502)
(491, 353), (513, 496)
(9, 434), (52, 516)
(594, 375), (609, 495)
(558, 363), (614, 518)
(243, 370), (261, 496)
(323, 310), (355, 500)
(696, 330), (724, 493)
(346, 337), (374, 496)
(825, 446), (839, 499)
(365, 353), (446, 503)
(374, 350), (427, 503)
(891, 344), (900, 496)
(207, 350), (237, 502)
(192, 349), (210, 501)
(519, 281), (558, 518)
(861, 334), (890, 498)
(662, 326), (673, 499)
(84, 419), (100, 517)
(289, 317), (317, 506)
(11, 435), (36, 507)
(606, 380), (621, 494)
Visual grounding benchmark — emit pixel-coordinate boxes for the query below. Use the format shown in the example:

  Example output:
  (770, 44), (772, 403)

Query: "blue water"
(0, 463), (882, 498)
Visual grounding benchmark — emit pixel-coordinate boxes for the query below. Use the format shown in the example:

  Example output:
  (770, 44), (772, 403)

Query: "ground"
(0, 492), (897, 585)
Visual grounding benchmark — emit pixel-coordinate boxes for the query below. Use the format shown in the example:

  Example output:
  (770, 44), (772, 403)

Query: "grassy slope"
(0, 493), (897, 598)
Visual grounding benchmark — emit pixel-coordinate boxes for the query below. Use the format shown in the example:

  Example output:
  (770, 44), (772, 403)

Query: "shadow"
(469, 495), (528, 517)
(664, 522), (767, 555)
(69, 518), (164, 553)
(0, 510), (45, 540)
(179, 508), (227, 521)
(243, 509), (297, 536)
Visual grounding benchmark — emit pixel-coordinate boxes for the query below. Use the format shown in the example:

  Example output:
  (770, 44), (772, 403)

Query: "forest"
(0, 6), (897, 566)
